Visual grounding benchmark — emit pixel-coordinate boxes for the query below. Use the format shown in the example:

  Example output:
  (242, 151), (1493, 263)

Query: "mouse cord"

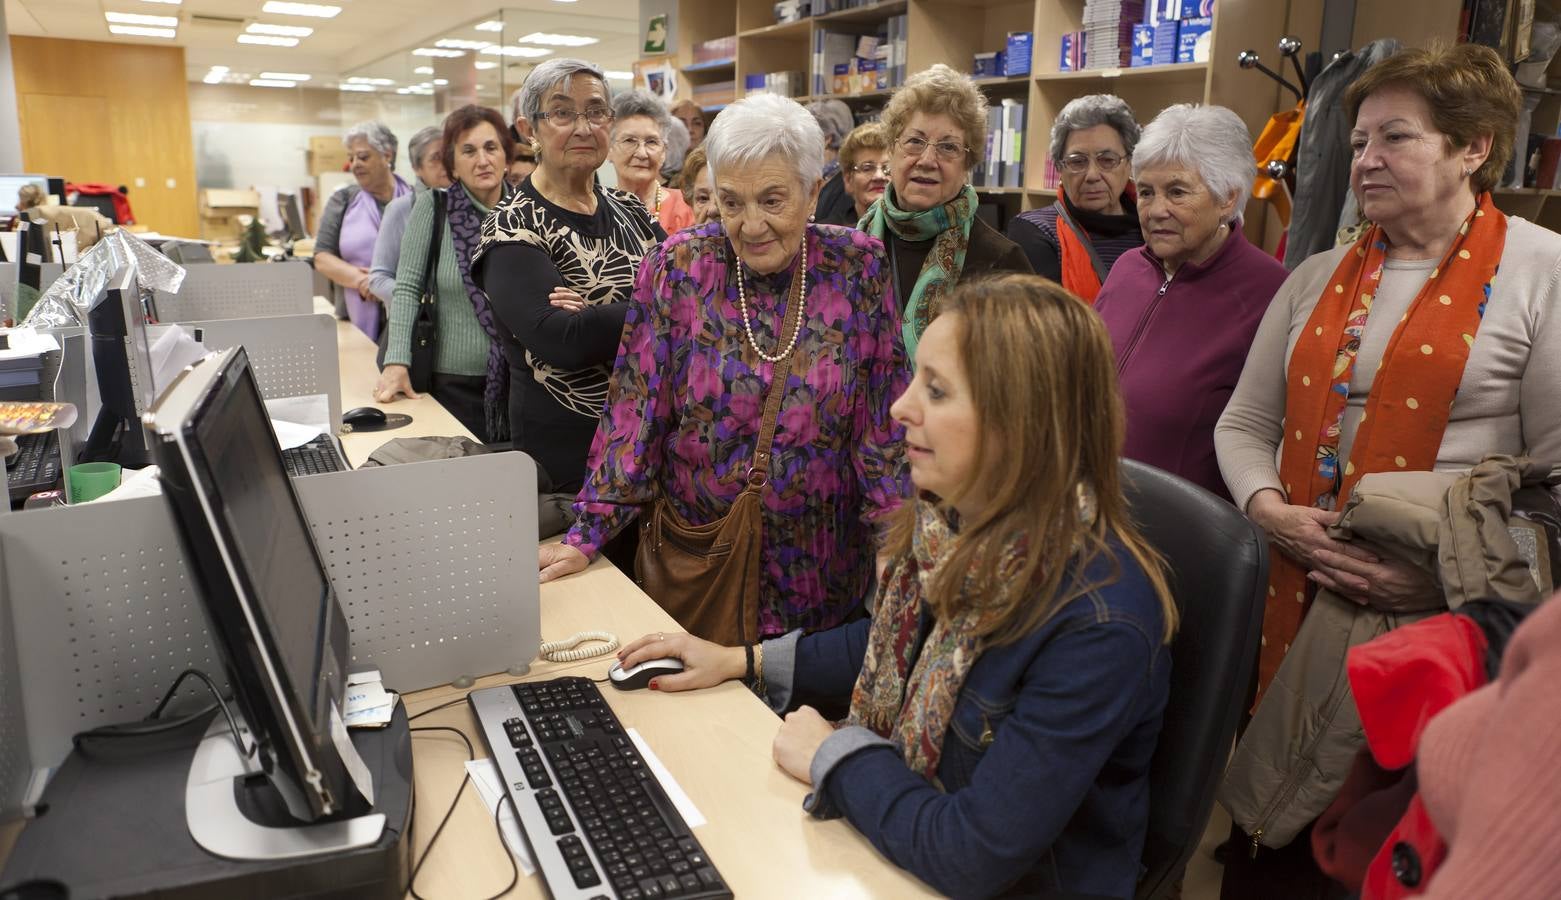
(539, 630), (619, 663)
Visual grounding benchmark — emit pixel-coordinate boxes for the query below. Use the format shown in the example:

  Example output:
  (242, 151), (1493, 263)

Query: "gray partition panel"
(152, 260), (312, 321)
(0, 262), (65, 322)
(185, 314), (343, 433)
(0, 451), (540, 777)
(0, 544), (32, 818)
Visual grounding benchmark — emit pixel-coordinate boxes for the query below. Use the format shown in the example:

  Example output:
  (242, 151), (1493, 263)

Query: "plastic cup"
(67, 462), (121, 504)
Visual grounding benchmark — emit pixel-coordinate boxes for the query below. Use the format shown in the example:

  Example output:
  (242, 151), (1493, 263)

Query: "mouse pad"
(343, 413), (412, 433)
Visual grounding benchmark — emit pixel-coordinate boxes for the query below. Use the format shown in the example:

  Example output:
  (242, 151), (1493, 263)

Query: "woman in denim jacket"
(617, 274), (1178, 898)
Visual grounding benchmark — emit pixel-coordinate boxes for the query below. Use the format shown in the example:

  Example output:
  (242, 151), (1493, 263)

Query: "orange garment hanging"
(1252, 101), (1305, 227)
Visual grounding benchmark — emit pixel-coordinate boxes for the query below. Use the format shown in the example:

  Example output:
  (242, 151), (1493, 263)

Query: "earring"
(1462, 166), (1472, 178)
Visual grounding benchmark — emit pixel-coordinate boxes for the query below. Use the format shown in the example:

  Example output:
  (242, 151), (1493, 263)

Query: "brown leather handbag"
(633, 269), (804, 646)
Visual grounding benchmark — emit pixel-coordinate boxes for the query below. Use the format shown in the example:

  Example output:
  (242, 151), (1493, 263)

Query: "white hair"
(519, 58), (612, 126)
(704, 93), (826, 193)
(1132, 103), (1254, 219)
(343, 120), (398, 167)
(611, 88), (673, 138)
(407, 126), (442, 170)
(662, 118), (690, 177)
(508, 87), (526, 126)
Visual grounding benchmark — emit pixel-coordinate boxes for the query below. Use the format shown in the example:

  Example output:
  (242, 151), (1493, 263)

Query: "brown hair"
(881, 63), (988, 167)
(679, 145), (707, 195)
(440, 105), (515, 181)
(838, 122), (889, 174)
(885, 275), (1177, 646)
(1344, 43), (1520, 194)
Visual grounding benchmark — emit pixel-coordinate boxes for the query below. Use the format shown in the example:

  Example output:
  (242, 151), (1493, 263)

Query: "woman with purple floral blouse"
(538, 93), (911, 637)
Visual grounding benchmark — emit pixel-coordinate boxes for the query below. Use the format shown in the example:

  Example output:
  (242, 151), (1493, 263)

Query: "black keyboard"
(7, 430), (61, 503)
(468, 677), (733, 900)
(280, 433), (348, 477)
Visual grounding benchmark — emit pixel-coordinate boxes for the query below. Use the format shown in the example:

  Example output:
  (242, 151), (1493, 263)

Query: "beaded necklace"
(734, 236), (807, 364)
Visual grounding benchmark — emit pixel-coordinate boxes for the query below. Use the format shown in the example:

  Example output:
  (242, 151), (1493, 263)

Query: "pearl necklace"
(734, 238), (807, 363)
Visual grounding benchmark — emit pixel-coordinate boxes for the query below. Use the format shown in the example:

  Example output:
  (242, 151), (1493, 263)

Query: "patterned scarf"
(858, 182), (977, 361)
(445, 181), (513, 443)
(1259, 192), (1505, 700)
(847, 500), (1036, 779)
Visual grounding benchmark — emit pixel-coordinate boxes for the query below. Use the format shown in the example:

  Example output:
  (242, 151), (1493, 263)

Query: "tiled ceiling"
(4, 0), (642, 90)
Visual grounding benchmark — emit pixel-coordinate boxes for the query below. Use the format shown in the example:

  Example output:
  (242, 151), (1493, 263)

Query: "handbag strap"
(419, 189), (446, 307)
(745, 250), (808, 487)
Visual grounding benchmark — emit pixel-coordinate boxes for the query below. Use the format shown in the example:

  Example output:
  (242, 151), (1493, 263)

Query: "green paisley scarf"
(858, 182), (978, 361)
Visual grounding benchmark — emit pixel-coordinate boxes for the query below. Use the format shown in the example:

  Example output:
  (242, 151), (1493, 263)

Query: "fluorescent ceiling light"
(105, 11), (178, 25)
(109, 25), (176, 37)
(238, 34), (299, 46)
(413, 65), (434, 74)
(516, 32), (597, 47)
(435, 38), (491, 50)
(260, 1), (340, 17)
(339, 84), (376, 92)
(208, 65), (229, 73)
(246, 23), (313, 36)
(346, 76), (395, 85)
(474, 20), (503, 31)
(604, 70), (632, 80)
(474, 61), (498, 70)
(249, 79), (300, 88)
(412, 48), (465, 57)
(479, 45), (550, 58)
(433, 78), (449, 85)
(139, 0), (182, 4)
(260, 72), (309, 80)
(202, 73), (224, 83)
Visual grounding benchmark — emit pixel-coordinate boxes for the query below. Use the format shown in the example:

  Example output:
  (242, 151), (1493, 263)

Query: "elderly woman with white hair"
(1092, 103), (1287, 500)
(472, 59), (665, 492)
(536, 92), (910, 644)
(314, 120), (410, 338)
(1007, 94), (1144, 301)
(607, 89), (694, 233)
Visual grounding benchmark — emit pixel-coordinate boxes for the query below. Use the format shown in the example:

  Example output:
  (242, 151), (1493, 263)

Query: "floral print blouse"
(565, 222), (911, 636)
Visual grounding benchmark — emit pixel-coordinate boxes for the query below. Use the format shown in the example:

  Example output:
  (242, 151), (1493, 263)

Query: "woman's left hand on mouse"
(617, 631), (746, 692)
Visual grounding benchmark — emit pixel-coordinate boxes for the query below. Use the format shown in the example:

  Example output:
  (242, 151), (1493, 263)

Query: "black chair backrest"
(1121, 460), (1267, 900)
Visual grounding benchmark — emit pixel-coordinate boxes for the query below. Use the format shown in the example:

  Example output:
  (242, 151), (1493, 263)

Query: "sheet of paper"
(147, 325), (211, 395)
(264, 393), (330, 431)
(464, 758), (538, 875)
(86, 464), (162, 504)
(270, 418), (325, 451)
(329, 703), (375, 806)
(344, 682), (395, 715)
(627, 728), (706, 828)
(0, 328), (60, 361)
(347, 669), (382, 686)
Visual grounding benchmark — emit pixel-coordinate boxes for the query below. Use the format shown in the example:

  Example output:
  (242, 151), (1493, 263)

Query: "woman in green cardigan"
(374, 104), (514, 441)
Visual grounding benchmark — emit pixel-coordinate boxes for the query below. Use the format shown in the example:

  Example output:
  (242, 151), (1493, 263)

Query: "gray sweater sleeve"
(368, 191), (414, 304)
(314, 187), (351, 258)
(383, 191), (436, 369)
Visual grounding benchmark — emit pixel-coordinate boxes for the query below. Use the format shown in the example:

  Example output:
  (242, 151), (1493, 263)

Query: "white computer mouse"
(607, 656), (685, 691)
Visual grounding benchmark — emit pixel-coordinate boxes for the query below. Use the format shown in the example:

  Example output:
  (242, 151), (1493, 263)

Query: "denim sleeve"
(788, 618), (873, 712)
(814, 617), (1163, 899)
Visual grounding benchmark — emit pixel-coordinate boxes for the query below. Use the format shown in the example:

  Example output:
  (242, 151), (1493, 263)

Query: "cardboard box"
(198, 188), (261, 243)
(973, 51), (1001, 78)
(1177, 16), (1213, 63)
(308, 135), (349, 177)
(1132, 24), (1156, 67)
(1004, 31), (1033, 76)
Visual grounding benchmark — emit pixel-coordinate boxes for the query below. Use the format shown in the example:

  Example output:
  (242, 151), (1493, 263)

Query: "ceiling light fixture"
(259, 72), (310, 80)
(260, 1), (340, 17)
(108, 25), (177, 37)
(479, 45), (550, 58)
(412, 48), (466, 57)
(249, 79), (301, 88)
(138, 0), (183, 4)
(237, 34), (299, 46)
(604, 70), (633, 80)
(246, 23), (313, 36)
(474, 61), (499, 70)
(339, 84), (376, 92)
(515, 32), (598, 47)
(474, 20), (503, 31)
(413, 66), (434, 74)
(435, 38), (491, 50)
(105, 11), (178, 26)
(346, 76), (395, 85)
(433, 78), (449, 85)
(202, 73), (224, 84)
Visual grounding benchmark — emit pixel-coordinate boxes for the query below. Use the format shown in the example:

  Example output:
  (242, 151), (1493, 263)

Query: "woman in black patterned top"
(473, 58), (665, 493)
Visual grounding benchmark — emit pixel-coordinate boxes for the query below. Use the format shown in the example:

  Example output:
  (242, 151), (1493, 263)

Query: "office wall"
(9, 36), (198, 236)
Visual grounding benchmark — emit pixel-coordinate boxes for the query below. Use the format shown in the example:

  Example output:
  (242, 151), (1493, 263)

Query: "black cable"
(407, 696), (468, 722)
(72, 667), (252, 758)
(404, 724), (523, 900)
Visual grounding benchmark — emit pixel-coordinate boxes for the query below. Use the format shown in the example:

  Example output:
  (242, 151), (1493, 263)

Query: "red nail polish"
(648, 680), (659, 690)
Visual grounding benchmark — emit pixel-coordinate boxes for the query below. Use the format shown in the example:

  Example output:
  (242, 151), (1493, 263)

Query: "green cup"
(67, 462), (122, 504)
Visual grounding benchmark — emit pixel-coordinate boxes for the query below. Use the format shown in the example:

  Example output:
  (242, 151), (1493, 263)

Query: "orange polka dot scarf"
(1260, 192), (1505, 699)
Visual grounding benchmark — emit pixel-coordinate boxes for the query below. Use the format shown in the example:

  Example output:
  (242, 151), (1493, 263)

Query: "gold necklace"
(734, 237), (807, 364)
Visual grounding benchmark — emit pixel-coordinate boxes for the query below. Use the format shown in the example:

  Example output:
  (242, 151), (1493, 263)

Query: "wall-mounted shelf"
(682, 57), (736, 73)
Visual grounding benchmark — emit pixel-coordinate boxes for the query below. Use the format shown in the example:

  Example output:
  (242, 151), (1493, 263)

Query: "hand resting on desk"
(538, 542), (589, 582)
(373, 364), (421, 402)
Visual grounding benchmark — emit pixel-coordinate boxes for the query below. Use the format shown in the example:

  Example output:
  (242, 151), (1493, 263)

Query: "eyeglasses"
(1060, 151), (1125, 174)
(897, 136), (969, 163)
(542, 106), (614, 128)
(848, 162), (891, 176)
(614, 135), (665, 154)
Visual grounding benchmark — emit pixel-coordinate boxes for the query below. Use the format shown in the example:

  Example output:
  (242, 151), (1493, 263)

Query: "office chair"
(1123, 459), (1268, 900)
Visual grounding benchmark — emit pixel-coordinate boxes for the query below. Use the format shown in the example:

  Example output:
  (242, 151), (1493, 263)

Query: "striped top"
(1007, 198), (1144, 284)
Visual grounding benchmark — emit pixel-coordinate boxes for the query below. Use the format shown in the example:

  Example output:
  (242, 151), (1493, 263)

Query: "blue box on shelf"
(1060, 31), (1082, 71)
(1003, 31), (1032, 76)
(973, 51), (1002, 78)
(1132, 24), (1155, 67)
(1176, 16), (1213, 63)
(1152, 20), (1180, 65)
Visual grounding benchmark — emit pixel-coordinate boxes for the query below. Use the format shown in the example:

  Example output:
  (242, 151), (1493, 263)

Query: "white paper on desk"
(345, 682), (395, 715)
(464, 759), (539, 876)
(85, 464), (163, 503)
(264, 394), (331, 431)
(627, 728), (707, 828)
(148, 325), (211, 394)
(270, 418), (325, 451)
(0, 328), (60, 361)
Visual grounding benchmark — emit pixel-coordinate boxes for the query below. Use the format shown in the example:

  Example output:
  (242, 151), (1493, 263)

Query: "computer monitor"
(81, 263), (157, 465)
(0, 174), (47, 217)
(145, 345), (356, 824)
(280, 192), (308, 241)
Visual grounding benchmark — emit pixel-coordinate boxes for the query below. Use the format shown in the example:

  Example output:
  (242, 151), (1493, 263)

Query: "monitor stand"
(184, 714), (386, 861)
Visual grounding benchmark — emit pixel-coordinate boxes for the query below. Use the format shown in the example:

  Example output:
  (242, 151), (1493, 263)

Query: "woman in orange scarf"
(1214, 44), (1561, 894)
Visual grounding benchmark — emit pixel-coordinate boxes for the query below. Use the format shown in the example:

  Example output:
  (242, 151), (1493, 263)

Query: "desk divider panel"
(0, 263), (64, 322)
(152, 260), (312, 322)
(184, 314), (343, 434)
(0, 451), (540, 799)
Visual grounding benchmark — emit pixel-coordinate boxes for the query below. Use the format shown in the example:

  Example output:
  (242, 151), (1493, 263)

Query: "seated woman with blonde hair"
(618, 274), (1177, 897)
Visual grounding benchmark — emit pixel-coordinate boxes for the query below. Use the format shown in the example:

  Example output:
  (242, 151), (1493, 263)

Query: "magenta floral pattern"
(565, 223), (911, 635)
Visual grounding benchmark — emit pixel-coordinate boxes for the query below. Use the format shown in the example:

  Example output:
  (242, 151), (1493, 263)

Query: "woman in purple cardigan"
(1092, 103), (1287, 500)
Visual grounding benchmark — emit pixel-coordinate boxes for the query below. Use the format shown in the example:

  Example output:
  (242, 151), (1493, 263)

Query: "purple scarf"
(445, 183), (512, 443)
(340, 175), (411, 338)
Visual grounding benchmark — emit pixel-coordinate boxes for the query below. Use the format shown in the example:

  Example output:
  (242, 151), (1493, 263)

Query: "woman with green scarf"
(860, 64), (1032, 358)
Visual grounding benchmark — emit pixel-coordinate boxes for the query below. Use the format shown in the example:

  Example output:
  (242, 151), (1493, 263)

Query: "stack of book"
(1082, 0), (1145, 69)
(744, 71), (806, 98)
(812, 15), (907, 96)
(974, 99), (1027, 190)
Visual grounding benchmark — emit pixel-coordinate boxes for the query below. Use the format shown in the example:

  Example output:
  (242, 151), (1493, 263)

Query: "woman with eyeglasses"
(818, 122), (890, 226)
(471, 59), (665, 493)
(1090, 104), (1287, 501)
(606, 89), (695, 234)
(535, 93), (909, 644)
(859, 64), (1031, 359)
(1007, 95), (1144, 302)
